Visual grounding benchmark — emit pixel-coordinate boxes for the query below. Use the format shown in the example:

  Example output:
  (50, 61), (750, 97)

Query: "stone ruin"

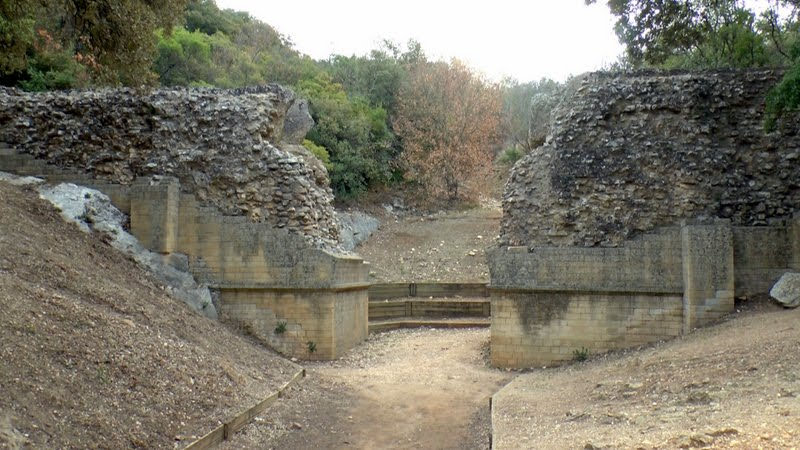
(502, 69), (800, 248)
(0, 85), (369, 360)
(0, 84), (338, 249)
(490, 69), (800, 368)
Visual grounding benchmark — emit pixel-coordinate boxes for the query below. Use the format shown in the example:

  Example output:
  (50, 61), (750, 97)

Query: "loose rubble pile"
(336, 210), (380, 251)
(501, 69), (800, 247)
(0, 85), (339, 249)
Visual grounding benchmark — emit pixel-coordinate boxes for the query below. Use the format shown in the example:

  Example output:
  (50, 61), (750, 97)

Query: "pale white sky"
(216, 0), (625, 82)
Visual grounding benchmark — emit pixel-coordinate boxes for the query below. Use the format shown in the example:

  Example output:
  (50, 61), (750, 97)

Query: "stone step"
(368, 317), (490, 334)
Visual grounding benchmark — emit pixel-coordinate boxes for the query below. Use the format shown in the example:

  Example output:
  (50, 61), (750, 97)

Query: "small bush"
(307, 341), (317, 354)
(303, 139), (331, 168)
(497, 146), (523, 165)
(20, 30), (88, 91)
(572, 347), (589, 362)
(274, 321), (287, 335)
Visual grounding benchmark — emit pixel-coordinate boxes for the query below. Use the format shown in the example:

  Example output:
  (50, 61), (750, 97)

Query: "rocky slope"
(0, 181), (298, 448)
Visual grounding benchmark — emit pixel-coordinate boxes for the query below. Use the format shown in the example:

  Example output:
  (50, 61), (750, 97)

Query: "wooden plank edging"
(184, 367), (306, 449)
(369, 282), (489, 300)
(369, 319), (490, 333)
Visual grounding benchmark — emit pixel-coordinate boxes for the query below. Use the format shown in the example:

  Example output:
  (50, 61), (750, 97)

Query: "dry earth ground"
(0, 181), (299, 448)
(492, 300), (800, 449)
(223, 328), (514, 449)
(356, 203), (501, 283)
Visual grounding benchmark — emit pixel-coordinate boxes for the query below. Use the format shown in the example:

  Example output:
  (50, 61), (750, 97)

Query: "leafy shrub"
(274, 321), (287, 335)
(20, 30), (88, 91)
(572, 347), (589, 362)
(298, 73), (396, 199)
(765, 59), (800, 132)
(302, 139), (331, 168)
(497, 146), (523, 165)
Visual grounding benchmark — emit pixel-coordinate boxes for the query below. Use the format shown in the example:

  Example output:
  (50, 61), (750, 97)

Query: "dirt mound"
(492, 300), (800, 449)
(357, 204), (501, 283)
(0, 182), (297, 448)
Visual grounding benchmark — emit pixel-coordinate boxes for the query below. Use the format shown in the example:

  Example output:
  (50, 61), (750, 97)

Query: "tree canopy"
(588, 0), (800, 67)
(394, 60), (503, 203)
(590, 0), (800, 129)
(0, 0), (552, 204)
(1, 0), (188, 88)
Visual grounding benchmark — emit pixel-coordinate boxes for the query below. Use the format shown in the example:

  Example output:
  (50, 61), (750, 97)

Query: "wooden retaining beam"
(369, 299), (491, 321)
(368, 282), (489, 301)
(369, 318), (490, 333)
(184, 368), (306, 449)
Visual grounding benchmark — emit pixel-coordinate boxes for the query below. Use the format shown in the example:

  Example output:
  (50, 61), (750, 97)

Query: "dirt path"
(224, 328), (514, 449)
(356, 204), (501, 283)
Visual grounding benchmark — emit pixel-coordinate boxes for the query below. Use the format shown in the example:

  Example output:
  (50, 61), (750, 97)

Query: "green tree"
(0, 0), (35, 78)
(297, 73), (395, 199)
(155, 28), (214, 86)
(1, 0), (188, 87)
(323, 40), (423, 113)
(588, 0), (795, 68)
(185, 0), (248, 36)
(45, 0), (189, 85)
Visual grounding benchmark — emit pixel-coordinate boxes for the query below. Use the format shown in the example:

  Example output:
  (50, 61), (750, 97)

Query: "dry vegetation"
(0, 181), (298, 448)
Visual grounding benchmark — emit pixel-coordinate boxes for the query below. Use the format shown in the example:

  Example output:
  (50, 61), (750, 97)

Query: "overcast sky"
(215, 0), (625, 82)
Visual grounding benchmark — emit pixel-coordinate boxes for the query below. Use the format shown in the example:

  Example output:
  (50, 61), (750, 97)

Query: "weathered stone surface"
(0, 85), (339, 249)
(770, 272), (800, 308)
(282, 98), (314, 145)
(36, 182), (217, 318)
(501, 69), (800, 248)
(282, 143), (329, 187)
(0, 170), (43, 186)
(337, 210), (380, 251)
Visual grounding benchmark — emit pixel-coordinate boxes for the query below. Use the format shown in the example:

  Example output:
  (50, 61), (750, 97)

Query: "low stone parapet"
(488, 219), (799, 368)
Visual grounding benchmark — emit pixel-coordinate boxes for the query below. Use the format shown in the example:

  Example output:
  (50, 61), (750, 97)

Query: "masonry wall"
(489, 220), (797, 368)
(489, 229), (683, 292)
(491, 292), (683, 367)
(734, 226), (792, 296)
(221, 288), (367, 360)
(0, 147), (369, 360)
(491, 69), (800, 369)
(501, 69), (800, 248)
(0, 86), (339, 249)
(132, 177), (369, 360)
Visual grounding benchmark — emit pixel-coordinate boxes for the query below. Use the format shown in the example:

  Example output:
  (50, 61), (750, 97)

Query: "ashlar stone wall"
(0, 87), (370, 360)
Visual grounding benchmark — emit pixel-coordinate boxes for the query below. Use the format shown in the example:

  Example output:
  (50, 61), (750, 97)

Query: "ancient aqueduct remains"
(1, 69), (798, 366)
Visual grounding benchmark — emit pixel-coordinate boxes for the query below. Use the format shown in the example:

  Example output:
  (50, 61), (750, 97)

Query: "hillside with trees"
(4, 0), (800, 204)
(2, 0), (539, 206)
